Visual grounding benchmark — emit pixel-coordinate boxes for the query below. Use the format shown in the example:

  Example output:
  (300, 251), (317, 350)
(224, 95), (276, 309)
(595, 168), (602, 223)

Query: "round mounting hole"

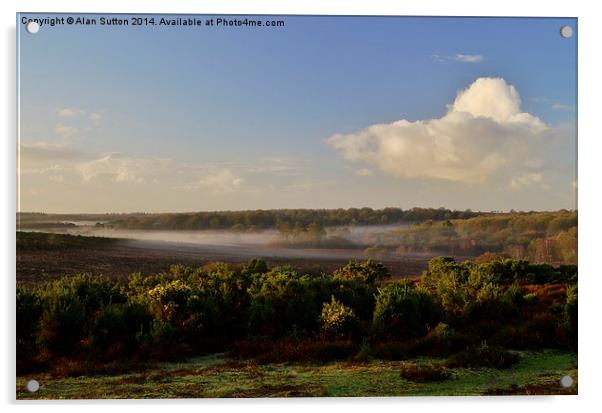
(25, 379), (40, 393)
(560, 375), (573, 388)
(26, 21), (40, 34)
(560, 25), (573, 38)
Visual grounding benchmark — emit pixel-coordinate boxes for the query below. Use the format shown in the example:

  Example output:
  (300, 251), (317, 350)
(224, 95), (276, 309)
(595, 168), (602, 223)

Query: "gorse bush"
(424, 256), (576, 290)
(248, 268), (333, 337)
(329, 278), (376, 321)
(372, 281), (439, 339)
(37, 274), (126, 358)
(89, 302), (152, 359)
(320, 296), (359, 339)
(565, 285), (577, 327)
(422, 257), (563, 327)
(333, 260), (388, 284)
(563, 285), (577, 349)
(16, 257), (577, 373)
(147, 279), (193, 321)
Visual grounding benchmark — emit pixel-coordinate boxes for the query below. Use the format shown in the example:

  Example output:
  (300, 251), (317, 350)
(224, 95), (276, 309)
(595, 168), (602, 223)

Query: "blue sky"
(18, 15), (577, 213)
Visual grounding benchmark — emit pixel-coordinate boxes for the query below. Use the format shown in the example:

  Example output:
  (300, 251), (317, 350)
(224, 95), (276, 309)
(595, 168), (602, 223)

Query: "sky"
(17, 14), (577, 213)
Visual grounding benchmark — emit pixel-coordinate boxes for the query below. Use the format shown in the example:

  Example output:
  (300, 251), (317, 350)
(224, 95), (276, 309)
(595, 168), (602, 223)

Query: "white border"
(3, 1), (601, 412)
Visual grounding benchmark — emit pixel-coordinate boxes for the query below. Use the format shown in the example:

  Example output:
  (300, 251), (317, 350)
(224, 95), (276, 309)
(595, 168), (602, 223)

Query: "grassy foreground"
(17, 350), (576, 399)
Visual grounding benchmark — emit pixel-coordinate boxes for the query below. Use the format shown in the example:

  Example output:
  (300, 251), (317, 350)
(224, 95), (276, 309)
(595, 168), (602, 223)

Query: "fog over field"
(18, 223), (435, 263)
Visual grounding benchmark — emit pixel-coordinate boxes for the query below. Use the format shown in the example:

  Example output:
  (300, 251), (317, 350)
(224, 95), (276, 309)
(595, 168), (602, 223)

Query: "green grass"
(16, 350), (576, 399)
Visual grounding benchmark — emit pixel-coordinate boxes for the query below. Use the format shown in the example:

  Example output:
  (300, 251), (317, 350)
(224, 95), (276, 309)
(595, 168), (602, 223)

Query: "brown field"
(16, 234), (439, 284)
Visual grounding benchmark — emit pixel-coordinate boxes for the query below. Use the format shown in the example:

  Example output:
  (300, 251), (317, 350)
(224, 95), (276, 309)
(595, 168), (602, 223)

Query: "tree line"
(105, 207), (479, 231)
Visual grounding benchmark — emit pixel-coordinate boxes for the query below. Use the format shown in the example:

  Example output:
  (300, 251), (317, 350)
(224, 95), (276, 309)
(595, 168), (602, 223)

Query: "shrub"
(143, 276), (220, 349)
(462, 283), (523, 324)
(408, 322), (463, 356)
(320, 296), (359, 339)
(243, 258), (269, 275)
(330, 278), (376, 321)
(333, 260), (388, 284)
(90, 304), (127, 357)
(422, 258), (471, 322)
(475, 259), (529, 284)
(41, 274), (126, 314)
(142, 320), (182, 360)
(34, 275), (126, 360)
(353, 340), (372, 362)
(147, 279), (193, 322)
(399, 362), (450, 382)
(248, 269), (332, 336)
(38, 288), (87, 357)
(554, 285), (577, 350)
(372, 281), (439, 339)
(190, 262), (252, 340)
(444, 344), (520, 369)
(16, 285), (42, 347)
(89, 302), (152, 359)
(16, 285), (42, 373)
(422, 257), (471, 288)
(565, 285), (577, 329)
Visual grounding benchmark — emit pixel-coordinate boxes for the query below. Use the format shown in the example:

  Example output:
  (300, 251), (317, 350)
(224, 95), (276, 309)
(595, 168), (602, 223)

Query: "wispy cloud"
(529, 97), (575, 112)
(54, 107), (104, 140)
(19, 142), (88, 161)
(19, 142), (319, 199)
(454, 54), (484, 63)
(551, 103), (574, 111)
(431, 53), (484, 63)
(178, 169), (244, 194)
(88, 112), (103, 125)
(54, 124), (79, 139)
(57, 107), (84, 117)
(511, 173), (544, 190)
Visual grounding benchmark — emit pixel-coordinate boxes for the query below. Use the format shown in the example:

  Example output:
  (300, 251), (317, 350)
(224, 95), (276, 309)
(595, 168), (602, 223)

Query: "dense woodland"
(379, 211), (578, 265)
(18, 208), (479, 230)
(17, 256), (577, 376)
(108, 207), (479, 230)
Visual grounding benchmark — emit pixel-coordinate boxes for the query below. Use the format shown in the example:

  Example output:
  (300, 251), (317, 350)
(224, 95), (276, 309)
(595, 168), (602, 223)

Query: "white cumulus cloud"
(327, 77), (551, 185)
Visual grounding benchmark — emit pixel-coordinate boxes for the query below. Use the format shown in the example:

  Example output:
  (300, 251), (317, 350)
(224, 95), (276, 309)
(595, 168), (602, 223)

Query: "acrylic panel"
(16, 13), (577, 399)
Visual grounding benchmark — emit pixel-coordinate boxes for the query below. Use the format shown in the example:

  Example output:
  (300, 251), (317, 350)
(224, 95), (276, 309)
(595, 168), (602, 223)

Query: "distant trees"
(388, 211), (577, 265)
(106, 207), (480, 231)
